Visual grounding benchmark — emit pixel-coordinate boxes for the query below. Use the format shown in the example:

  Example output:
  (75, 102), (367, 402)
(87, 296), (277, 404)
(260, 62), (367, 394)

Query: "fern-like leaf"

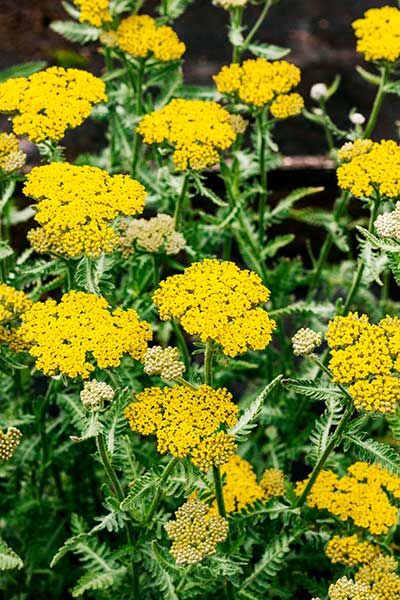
(308, 396), (344, 465)
(72, 569), (126, 597)
(0, 538), (23, 571)
(50, 20), (101, 43)
(239, 534), (297, 596)
(230, 375), (283, 441)
(283, 378), (345, 403)
(343, 432), (400, 473)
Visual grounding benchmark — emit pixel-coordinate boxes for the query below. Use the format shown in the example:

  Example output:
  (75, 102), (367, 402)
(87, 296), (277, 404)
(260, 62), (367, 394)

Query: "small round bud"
(143, 346), (185, 380)
(292, 328), (322, 356)
(312, 107), (324, 116)
(310, 83), (328, 101)
(99, 31), (119, 48)
(349, 112), (366, 125)
(80, 379), (115, 412)
(0, 427), (22, 461)
(229, 114), (248, 135)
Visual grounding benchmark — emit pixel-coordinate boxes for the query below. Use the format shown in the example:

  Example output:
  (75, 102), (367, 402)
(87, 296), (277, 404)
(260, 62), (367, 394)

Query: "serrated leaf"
(262, 234), (294, 258)
(50, 21), (100, 43)
(0, 241), (13, 261)
(265, 187), (323, 227)
(230, 375), (283, 441)
(0, 539), (23, 571)
(343, 432), (400, 474)
(120, 471), (160, 511)
(72, 569), (125, 597)
(0, 61), (47, 83)
(357, 66), (381, 86)
(270, 301), (335, 320)
(309, 396), (344, 465)
(282, 379), (345, 403)
(248, 43), (290, 60)
(191, 173), (228, 207)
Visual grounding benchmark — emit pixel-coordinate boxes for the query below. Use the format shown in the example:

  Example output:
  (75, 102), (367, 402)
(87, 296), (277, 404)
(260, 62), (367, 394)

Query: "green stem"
(104, 48), (118, 171)
(131, 60), (145, 177)
(171, 320), (191, 374)
(230, 7), (243, 63)
(38, 380), (55, 498)
(341, 197), (379, 314)
(241, 0), (274, 56)
(257, 111), (268, 244)
(212, 464), (227, 518)
(174, 173), (190, 229)
(204, 341), (215, 386)
(145, 457), (179, 523)
(296, 397), (354, 508)
(96, 434), (139, 597)
(363, 65), (389, 139)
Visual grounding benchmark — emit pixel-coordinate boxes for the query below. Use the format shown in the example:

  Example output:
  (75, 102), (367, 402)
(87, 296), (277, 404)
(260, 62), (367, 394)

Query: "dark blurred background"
(0, 0), (399, 156)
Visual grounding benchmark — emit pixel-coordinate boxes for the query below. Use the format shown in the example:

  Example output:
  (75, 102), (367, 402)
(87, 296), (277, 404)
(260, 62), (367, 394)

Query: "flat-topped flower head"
(0, 283), (32, 352)
(19, 291), (152, 379)
(213, 0), (248, 9)
(327, 577), (375, 600)
(118, 213), (185, 257)
(73, 0), (112, 27)
(165, 500), (228, 565)
(356, 554), (400, 598)
(295, 461), (400, 535)
(117, 15), (185, 61)
(125, 384), (238, 470)
(0, 67), (107, 143)
(326, 312), (400, 414)
(137, 99), (236, 171)
(24, 163), (146, 258)
(353, 6), (400, 63)
(326, 535), (380, 567)
(214, 58), (303, 117)
(337, 139), (400, 199)
(153, 259), (276, 357)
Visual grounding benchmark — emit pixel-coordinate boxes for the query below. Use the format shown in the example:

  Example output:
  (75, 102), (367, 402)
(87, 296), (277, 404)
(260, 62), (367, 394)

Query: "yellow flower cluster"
(325, 535), (380, 567)
(124, 384), (238, 470)
(153, 259), (276, 357)
(0, 67), (107, 142)
(24, 163), (146, 258)
(137, 99), (236, 171)
(356, 554), (400, 599)
(19, 291), (152, 379)
(353, 6), (400, 63)
(0, 132), (26, 173)
(211, 455), (283, 514)
(337, 140), (400, 199)
(165, 499), (228, 565)
(0, 283), (32, 352)
(213, 58), (303, 117)
(0, 427), (22, 461)
(73, 0), (112, 27)
(337, 139), (374, 163)
(259, 467), (285, 501)
(327, 312), (400, 413)
(116, 15), (185, 61)
(295, 461), (400, 535)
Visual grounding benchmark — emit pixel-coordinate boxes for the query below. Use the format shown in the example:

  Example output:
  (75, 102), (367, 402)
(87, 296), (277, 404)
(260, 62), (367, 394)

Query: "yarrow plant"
(1, 2), (400, 600)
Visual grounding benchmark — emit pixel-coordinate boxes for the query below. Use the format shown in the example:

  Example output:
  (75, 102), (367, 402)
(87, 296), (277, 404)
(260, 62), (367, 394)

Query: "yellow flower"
(0, 67), (107, 143)
(259, 467), (285, 501)
(325, 535), (380, 567)
(19, 291), (152, 379)
(0, 283), (32, 352)
(356, 554), (400, 599)
(337, 139), (400, 199)
(295, 461), (400, 535)
(137, 99), (236, 171)
(191, 431), (237, 472)
(165, 499), (228, 565)
(326, 312), (400, 414)
(214, 58), (302, 113)
(73, 0), (112, 27)
(327, 576), (375, 600)
(353, 6), (400, 63)
(124, 384), (238, 469)
(270, 93), (304, 119)
(116, 15), (185, 61)
(210, 455), (265, 514)
(24, 163), (146, 258)
(153, 259), (276, 357)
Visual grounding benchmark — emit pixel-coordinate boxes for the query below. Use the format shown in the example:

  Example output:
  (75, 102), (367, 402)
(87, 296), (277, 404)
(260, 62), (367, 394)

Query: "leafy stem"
(145, 456), (179, 524)
(240, 0), (275, 57)
(257, 110), (268, 244)
(174, 172), (190, 229)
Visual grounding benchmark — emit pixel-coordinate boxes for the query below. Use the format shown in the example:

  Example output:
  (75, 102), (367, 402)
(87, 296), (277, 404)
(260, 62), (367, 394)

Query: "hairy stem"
(174, 172), (190, 229)
(257, 111), (268, 244)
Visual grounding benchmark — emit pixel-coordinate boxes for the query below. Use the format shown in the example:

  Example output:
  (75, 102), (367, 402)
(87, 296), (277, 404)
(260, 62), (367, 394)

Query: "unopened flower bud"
(0, 427), (22, 461)
(143, 345), (185, 380)
(292, 328), (322, 356)
(80, 379), (115, 412)
(310, 83), (328, 101)
(349, 112), (366, 125)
